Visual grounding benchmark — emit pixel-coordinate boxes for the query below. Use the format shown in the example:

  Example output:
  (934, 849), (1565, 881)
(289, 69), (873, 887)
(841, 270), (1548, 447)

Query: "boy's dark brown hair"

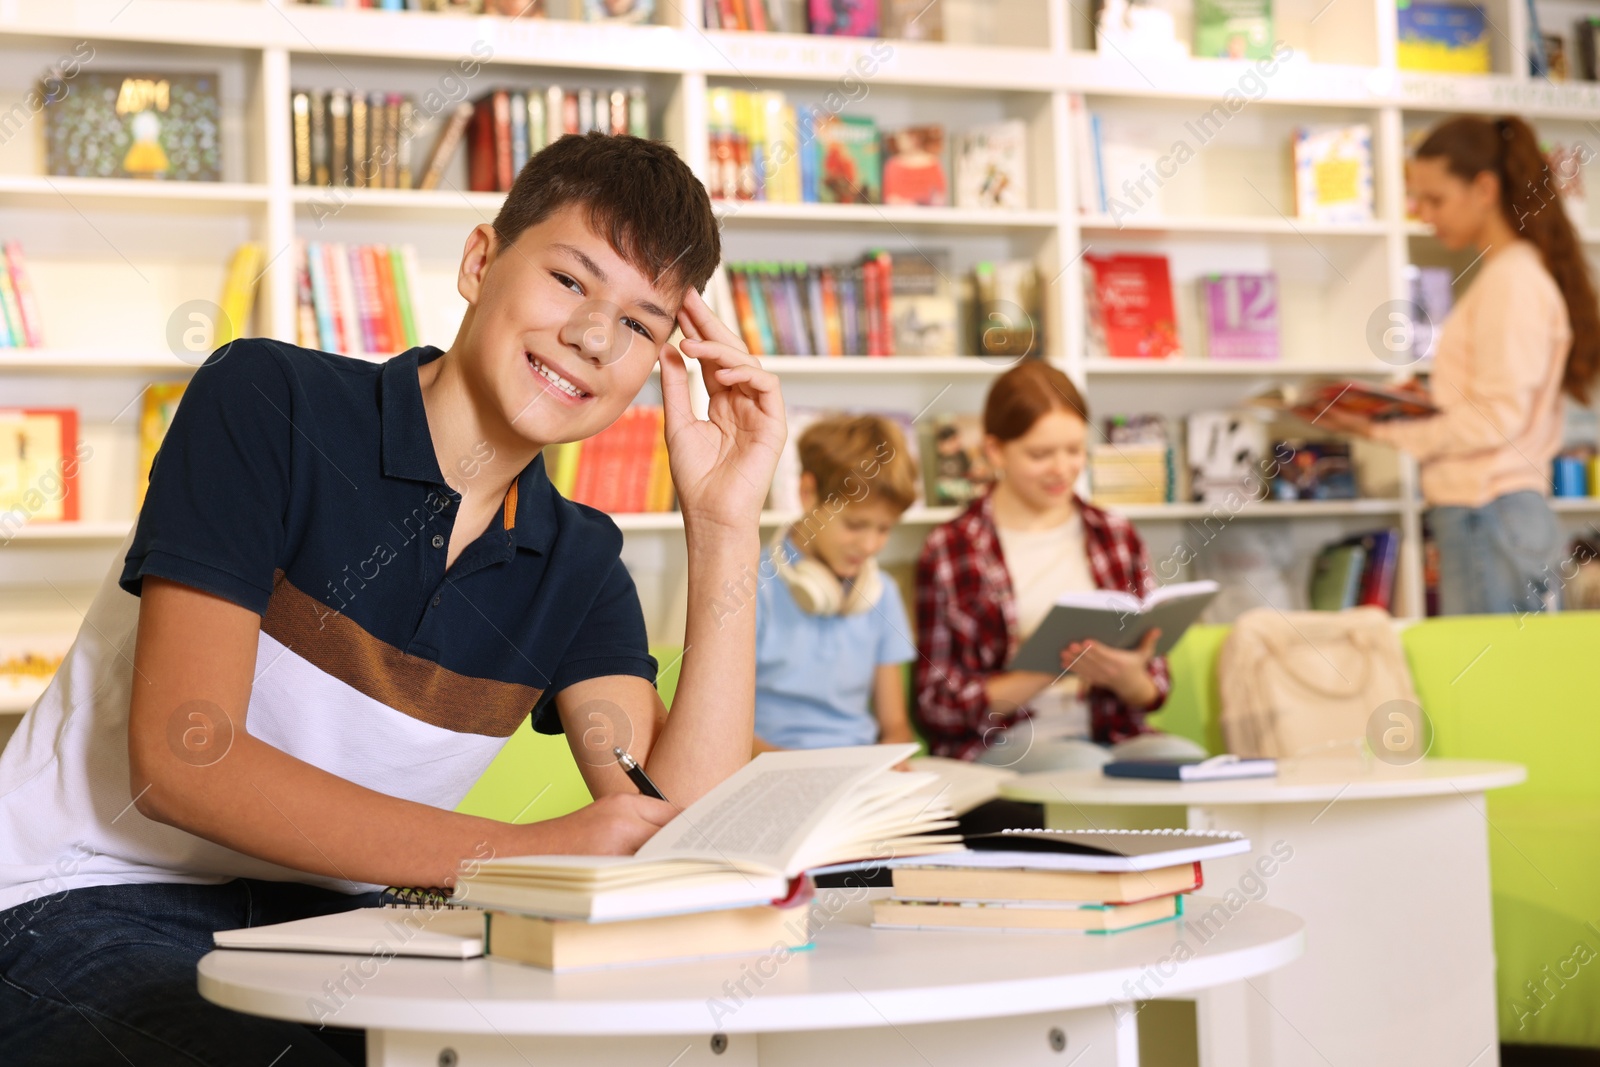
(798, 414), (920, 514)
(492, 133), (721, 298)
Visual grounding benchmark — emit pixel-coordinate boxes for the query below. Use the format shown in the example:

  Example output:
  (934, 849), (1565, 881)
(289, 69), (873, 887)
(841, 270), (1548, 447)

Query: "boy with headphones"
(754, 414), (921, 755)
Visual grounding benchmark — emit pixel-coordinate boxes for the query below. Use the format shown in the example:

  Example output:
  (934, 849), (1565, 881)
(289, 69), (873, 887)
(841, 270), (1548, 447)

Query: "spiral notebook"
(893, 828), (1252, 873)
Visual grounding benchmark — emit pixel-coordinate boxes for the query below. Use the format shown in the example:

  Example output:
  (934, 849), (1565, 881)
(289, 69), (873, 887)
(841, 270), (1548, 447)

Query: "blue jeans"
(1430, 490), (1562, 616)
(0, 878), (381, 1066)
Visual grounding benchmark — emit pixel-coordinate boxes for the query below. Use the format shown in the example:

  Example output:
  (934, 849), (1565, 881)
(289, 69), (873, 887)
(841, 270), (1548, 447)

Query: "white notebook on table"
(213, 906), (485, 958)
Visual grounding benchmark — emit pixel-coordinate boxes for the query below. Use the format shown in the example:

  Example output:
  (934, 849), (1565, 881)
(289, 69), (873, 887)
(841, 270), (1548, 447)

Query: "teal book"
(814, 113), (881, 205)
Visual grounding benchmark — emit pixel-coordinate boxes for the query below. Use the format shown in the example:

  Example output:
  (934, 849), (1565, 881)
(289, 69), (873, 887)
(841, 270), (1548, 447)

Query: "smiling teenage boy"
(0, 134), (783, 1065)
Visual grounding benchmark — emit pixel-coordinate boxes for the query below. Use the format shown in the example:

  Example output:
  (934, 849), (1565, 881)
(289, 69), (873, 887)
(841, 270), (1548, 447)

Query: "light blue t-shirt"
(754, 539), (917, 750)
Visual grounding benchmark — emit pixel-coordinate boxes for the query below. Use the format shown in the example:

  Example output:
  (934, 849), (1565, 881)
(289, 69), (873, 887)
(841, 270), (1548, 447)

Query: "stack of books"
(463, 746), (956, 970)
(1310, 529), (1400, 612)
(545, 405), (674, 514)
(1089, 414), (1176, 506)
(295, 240), (424, 358)
(872, 828), (1250, 934)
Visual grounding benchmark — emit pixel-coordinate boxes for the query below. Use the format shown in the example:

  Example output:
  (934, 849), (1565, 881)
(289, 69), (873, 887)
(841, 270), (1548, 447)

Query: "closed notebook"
(1008, 580), (1219, 671)
(900, 828), (1251, 873)
(213, 906), (484, 958)
(1103, 757), (1278, 782)
(486, 904), (810, 971)
(872, 893), (1182, 934)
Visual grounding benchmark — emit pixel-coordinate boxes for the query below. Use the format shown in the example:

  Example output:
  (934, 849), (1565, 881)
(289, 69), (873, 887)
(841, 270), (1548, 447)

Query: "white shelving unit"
(3, 0), (1599, 669)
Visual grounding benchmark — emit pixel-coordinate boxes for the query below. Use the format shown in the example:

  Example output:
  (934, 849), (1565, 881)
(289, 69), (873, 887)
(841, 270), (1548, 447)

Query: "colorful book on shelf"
(1352, 528), (1400, 610)
(808, 0), (880, 36)
(954, 120), (1028, 211)
(1083, 253), (1181, 360)
(926, 412), (994, 506)
(556, 406), (673, 514)
(1249, 380), (1440, 422)
(1309, 539), (1368, 610)
(1293, 124), (1375, 223)
(1193, 0), (1273, 58)
(1068, 94), (1105, 216)
(1201, 273), (1278, 361)
(217, 242), (264, 347)
(724, 256), (896, 358)
(2, 242), (44, 349)
(814, 113), (881, 204)
(1396, 1), (1490, 73)
(137, 384), (186, 511)
(1269, 439), (1358, 501)
(973, 260), (1043, 360)
(43, 71), (221, 181)
(0, 408), (80, 523)
(461, 84), (647, 192)
(882, 125), (948, 207)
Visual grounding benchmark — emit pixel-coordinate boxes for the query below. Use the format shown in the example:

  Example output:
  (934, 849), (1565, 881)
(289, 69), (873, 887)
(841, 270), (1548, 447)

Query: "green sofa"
(1160, 616), (1600, 1050)
(457, 619), (1600, 1049)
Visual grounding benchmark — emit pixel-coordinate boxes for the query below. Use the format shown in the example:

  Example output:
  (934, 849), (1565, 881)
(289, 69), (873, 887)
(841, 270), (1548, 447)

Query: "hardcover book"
(1293, 124), (1375, 223)
(927, 413), (995, 506)
(44, 72), (222, 181)
(1083, 253), (1181, 359)
(1397, 1), (1490, 72)
(814, 113), (881, 204)
(954, 120), (1029, 210)
(1193, 0), (1273, 58)
(973, 260), (1043, 360)
(808, 0), (880, 36)
(1201, 273), (1278, 360)
(882, 125), (947, 206)
(0, 408), (79, 523)
(889, 248), (957, 357)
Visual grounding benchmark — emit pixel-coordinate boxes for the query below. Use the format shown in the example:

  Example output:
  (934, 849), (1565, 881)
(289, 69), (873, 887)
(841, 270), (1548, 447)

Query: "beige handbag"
(1218, 606), (1418, 759)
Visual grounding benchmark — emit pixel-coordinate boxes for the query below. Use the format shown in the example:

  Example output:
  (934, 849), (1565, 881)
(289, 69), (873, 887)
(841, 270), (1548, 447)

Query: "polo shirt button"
(432, 594), (442, 607)
(431, 534), (445, 549)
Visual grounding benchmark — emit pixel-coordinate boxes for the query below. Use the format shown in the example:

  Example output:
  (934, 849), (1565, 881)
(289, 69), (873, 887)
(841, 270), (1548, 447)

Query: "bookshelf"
(2, 0), (1598, 689)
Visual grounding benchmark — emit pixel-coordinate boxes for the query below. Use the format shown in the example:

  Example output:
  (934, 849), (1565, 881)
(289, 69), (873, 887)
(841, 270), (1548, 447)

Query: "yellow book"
(136, 383), (187, 510)
(646, 410), (673, 512)
(217, 242), (264, 346)
(546, 441), (582, 498)
(764, 93), (797, 203)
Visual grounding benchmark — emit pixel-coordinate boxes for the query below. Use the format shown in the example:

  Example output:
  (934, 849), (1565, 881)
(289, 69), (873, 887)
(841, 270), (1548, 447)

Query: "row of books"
(544, 405), (674, 514)
(469, 86), (650, 192)
(708, 89), (1027, 210)
(1310, 529), (1400, 611)
(294, 240), (424, 358)
(707, 252), (1042, 361)
(1095, 0), (1274, 60)
(291, 84), (647, 191)
(1082, 253), (1454, 364)
(705, 0), (943, 38)
(293, 0), (655, 20)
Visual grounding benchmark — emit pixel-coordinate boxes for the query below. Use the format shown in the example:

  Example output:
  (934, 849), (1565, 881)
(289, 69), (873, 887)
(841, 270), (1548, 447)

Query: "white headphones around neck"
(768, 526), (883, 617)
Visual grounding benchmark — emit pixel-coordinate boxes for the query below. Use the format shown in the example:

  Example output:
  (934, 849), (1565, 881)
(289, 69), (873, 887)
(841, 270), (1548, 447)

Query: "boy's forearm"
(645, 518), (761, 804)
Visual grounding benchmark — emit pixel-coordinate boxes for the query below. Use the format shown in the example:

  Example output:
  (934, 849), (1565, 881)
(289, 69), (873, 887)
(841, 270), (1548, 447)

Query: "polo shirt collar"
(382, 347), (556, 555)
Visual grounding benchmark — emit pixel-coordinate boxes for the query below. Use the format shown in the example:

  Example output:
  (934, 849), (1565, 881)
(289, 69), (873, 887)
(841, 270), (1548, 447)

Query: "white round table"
(199, 889), (1304, 1067)
(1002, 757), (1526, 1067)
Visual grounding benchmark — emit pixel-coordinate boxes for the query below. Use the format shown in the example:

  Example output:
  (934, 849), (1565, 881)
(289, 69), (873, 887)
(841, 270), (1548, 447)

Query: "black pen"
(613, 746), (670, 803)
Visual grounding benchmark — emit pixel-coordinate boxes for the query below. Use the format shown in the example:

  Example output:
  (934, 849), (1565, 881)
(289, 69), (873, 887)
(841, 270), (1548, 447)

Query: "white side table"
(199, 889), (1304, 1067)
(1002, 757), (1525, 1067)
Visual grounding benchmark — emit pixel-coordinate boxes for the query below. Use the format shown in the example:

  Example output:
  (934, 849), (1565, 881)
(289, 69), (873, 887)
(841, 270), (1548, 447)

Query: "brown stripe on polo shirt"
(261, 569), (540, 737)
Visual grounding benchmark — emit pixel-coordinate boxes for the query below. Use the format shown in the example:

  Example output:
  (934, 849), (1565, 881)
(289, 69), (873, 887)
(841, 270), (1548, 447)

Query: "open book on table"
(1008, 580), (1219, 672)
(454, 743), (961, 921)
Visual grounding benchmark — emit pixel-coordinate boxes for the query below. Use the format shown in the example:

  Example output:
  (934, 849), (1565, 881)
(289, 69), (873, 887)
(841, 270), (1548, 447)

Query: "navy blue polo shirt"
(118, 339), (655, 808)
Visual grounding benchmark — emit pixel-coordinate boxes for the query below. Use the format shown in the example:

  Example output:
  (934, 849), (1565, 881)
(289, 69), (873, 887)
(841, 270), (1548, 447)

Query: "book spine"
(627, 87), (648, 138)
(784, 266), (811, 356)
(878, 251), (894, 356)
(351, 245), (381, 354)
(820, 267), (842, 355)
(292, 91), (312, 186)
(350, 91), (368, 188)
(862, 254), (880, 356)
(330, 88), (350, 186)
(0, 261), (25, 348)
(400, 244), (426, 345)
(218, 241), (263, 346)
(310, 89), (329, 186)
(379, 244), (408, 352)
(747, 264), (777, 355)
(330, 242), (363, 356)
(304, 241), (337, 351)
(729, 267), (762, 354)
(383, 94), (402, 188)
(560, 88), (579, 136)
(418, 101), (474, 192)
(397, 98), (415, 188)
(390, 245), (419, 348)
(468, 95), (496, 193)
(509, 90), (529, 175)
(4, 242), (44, 348)
(646, 408), (672, 511)
(293, 239), (319, 348)
(527, 90), (546, 154)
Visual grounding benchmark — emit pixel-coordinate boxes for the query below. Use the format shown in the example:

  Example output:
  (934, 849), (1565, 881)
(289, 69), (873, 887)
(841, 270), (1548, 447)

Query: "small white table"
(199, 890), (1304, 1067)
(1002, 757), (1526, 1067)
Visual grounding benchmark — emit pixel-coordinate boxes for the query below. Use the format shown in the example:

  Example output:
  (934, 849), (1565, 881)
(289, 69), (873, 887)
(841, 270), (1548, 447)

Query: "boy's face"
(795, 494), (902, 581)
(456, 204), (680, 446)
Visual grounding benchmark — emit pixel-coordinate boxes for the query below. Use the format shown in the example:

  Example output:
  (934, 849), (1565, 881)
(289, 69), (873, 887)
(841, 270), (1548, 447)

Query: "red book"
(321, 243), (349, 355)
(746, 0), (767, 32)
(1083, 253), (1181, 359)
(492, 90), (513, 192)
(347, 245), (380, 353)
(371, 245), (406, 355)
(877, 250), (894, 356)
(862, 256), (880, 356)
(468, 95), (497, 193)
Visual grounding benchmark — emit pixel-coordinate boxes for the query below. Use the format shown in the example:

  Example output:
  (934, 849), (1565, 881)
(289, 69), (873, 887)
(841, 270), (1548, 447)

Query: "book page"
(635, 744), (917, 876)
(1144, 580), (1220, 609)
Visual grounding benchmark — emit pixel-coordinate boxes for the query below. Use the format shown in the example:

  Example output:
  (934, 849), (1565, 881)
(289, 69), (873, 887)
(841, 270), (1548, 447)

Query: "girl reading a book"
(1327, 115), (1600, 615)
(913, 361), (1207, 773)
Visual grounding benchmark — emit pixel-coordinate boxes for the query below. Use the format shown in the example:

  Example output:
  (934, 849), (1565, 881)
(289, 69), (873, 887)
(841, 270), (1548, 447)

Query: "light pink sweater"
(1371, 240), (1570, 508)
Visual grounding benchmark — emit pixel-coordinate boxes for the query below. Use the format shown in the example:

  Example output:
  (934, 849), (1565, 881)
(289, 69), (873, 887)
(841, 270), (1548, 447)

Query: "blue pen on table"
(613, 746), (670, 804)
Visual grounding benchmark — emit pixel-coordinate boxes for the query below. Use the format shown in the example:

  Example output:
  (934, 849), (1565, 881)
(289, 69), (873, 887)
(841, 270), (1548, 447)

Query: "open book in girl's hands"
(1007, 580), (1219, 672)
(452, 744), (961, 922)
(1249, 380), (1440, 422)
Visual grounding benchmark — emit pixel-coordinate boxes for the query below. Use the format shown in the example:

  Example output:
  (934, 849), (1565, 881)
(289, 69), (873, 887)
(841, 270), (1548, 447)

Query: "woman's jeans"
(1430, 490), (1562, 616)
(0, 878), (380, 1067)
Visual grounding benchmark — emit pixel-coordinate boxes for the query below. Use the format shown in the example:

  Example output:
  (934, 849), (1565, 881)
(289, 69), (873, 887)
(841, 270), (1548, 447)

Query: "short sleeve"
(529, 554), (657, 734)
(875, 577), (916, 666)
(119, 341), (293, 616)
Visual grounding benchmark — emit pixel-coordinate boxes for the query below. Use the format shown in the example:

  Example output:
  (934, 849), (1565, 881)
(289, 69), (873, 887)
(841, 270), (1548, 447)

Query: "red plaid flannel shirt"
(913, 492), (1171, 759)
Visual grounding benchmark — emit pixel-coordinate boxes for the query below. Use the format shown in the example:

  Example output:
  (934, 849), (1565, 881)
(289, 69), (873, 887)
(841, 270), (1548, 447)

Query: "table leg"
(367, 1005), (1141, 1067)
